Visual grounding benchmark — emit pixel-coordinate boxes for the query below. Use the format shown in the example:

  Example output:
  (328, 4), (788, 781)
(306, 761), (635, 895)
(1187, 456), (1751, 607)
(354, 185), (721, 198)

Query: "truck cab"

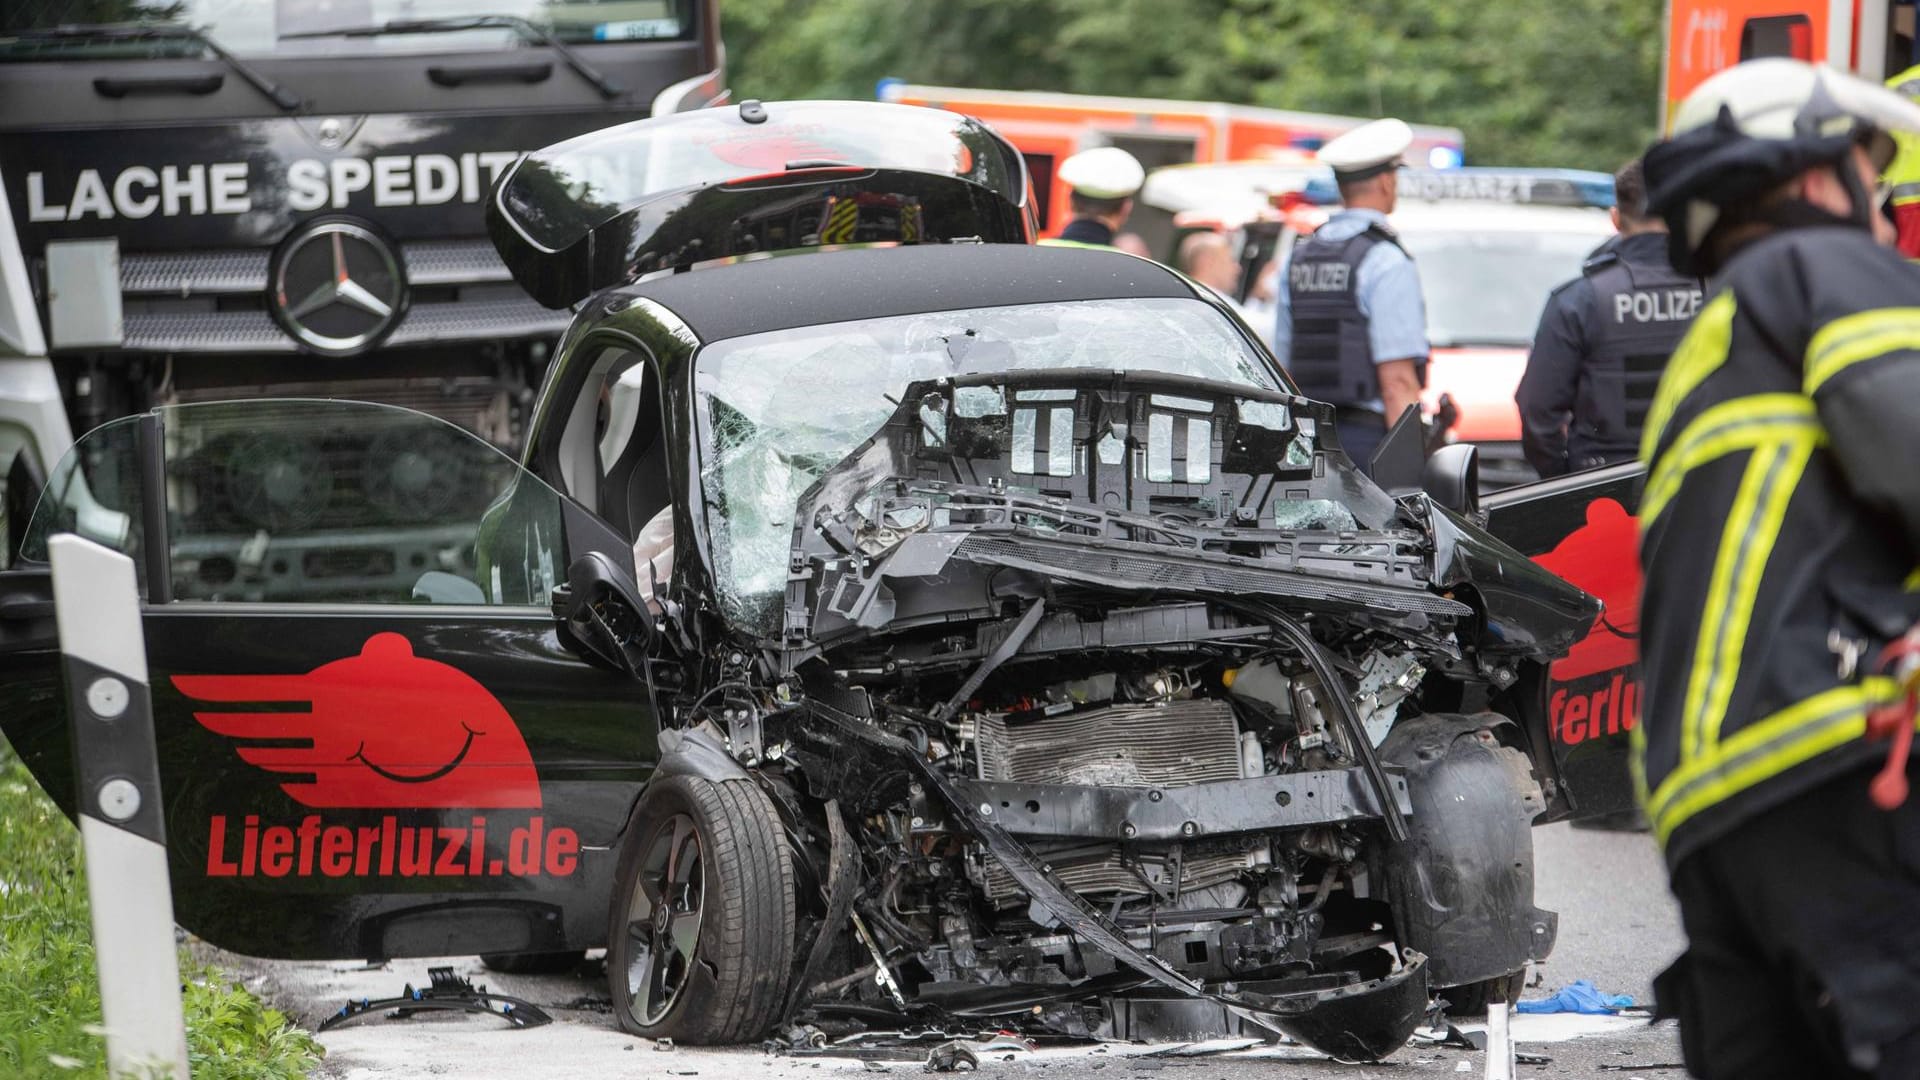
(1666, 0), (1919, 123)
(0, 0), (725, 566)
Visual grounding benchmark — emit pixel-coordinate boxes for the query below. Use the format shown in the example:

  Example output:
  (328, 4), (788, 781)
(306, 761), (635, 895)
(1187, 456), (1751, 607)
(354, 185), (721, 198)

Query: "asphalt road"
(215, 821), (1690, 1079)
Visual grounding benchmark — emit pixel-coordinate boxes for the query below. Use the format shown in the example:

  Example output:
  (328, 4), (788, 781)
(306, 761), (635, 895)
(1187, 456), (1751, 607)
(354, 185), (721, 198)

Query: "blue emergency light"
(1300, 166), (1614, 210)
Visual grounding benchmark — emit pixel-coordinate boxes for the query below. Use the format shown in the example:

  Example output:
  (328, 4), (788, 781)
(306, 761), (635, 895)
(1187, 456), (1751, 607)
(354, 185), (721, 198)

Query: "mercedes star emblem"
(270, 220), (408, 355)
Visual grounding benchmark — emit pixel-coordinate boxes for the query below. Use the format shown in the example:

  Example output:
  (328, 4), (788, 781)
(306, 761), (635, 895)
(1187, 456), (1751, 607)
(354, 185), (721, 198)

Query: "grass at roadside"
(0, 742), (323, 1079)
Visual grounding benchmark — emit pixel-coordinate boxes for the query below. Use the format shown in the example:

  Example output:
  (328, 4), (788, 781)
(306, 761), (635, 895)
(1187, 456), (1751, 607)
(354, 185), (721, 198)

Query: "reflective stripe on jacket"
(1886, 65), (1920, 258)
(1636, 225), (1920, 867)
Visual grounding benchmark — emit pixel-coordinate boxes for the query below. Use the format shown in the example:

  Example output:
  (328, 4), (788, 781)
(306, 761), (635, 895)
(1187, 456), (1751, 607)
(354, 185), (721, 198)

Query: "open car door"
(1482, 462), (1643, 819)
(1, 399), (654, 960)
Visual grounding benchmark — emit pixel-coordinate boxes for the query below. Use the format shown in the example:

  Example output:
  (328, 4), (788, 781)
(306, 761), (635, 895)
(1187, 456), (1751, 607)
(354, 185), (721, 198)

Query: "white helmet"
(1646, 59), (1920, 272)
(1058, 147), (1145, 200)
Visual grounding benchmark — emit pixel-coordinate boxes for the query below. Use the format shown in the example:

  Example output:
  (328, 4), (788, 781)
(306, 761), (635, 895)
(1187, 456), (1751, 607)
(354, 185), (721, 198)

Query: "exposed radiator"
(976, 700), (1244, 787)
(975, 699), (1251, 901)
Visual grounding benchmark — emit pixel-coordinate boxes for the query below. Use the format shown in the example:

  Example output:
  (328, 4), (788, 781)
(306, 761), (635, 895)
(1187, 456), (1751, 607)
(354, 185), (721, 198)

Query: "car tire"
(478, 951), (586, 975)
(606, 774), (795, 1043)
(1439, 967), (1528, 1017)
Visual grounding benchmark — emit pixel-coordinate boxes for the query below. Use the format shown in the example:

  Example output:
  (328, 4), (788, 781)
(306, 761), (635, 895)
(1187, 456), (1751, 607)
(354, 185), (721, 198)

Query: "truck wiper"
(282, 15), (624, 100)
(13, 22), (303, 111)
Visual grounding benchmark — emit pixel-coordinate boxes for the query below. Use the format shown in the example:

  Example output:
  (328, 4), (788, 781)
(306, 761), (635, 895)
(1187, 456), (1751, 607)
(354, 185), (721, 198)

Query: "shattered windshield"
(695, 297), (1277, 631)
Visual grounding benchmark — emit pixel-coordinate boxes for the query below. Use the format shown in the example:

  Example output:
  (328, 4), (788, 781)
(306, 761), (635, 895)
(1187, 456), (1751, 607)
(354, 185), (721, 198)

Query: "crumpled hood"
(775, 369), (1596, 662)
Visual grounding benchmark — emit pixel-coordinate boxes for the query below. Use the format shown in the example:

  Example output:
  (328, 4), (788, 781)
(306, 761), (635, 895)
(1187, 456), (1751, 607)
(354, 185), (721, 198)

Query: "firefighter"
(1272, 118), (1428, 473)
(1040, 147), (1145, 250)
(1514, 157), (1703, 477)
(1884, 64), (1920, 256)
(1637, 58), (1920, 1078)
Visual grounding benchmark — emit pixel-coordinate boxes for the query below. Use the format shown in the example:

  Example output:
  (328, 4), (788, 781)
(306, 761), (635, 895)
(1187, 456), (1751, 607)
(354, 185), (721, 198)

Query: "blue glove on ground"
(1513, 979), (1634, 1014)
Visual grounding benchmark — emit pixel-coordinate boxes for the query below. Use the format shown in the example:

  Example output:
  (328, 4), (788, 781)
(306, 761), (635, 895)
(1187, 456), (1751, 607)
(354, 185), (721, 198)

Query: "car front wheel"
(606, 774), (795, 1043)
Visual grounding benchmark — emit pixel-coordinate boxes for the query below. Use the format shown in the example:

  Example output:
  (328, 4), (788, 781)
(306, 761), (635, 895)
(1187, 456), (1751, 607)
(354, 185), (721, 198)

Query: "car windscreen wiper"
(12, 22), (303, 111)
(282, 15), (624, 100)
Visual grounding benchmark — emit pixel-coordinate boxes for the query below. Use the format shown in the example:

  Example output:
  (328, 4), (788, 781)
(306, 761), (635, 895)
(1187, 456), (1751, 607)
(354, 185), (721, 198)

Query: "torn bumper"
(1099, 953), (1431, 1060)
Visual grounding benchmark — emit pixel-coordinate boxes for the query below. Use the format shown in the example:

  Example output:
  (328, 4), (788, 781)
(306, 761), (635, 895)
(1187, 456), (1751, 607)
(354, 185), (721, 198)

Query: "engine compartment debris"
(628, 370), (1598, 1060)
(317, 967), (553, 1031)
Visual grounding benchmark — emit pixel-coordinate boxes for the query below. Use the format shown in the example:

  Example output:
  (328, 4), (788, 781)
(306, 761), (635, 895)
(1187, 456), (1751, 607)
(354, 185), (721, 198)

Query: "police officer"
(1040, 147), (1145, 250)
(1273, 118), (1428, 472)
(1637, 59), (1920, 1077)
(1514, 158), (1702, 477)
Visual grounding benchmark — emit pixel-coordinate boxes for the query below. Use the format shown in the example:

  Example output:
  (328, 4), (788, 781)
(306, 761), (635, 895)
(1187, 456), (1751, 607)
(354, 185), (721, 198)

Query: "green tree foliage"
(722, 0), (1663, 171)
(0, 747), (322, 1079)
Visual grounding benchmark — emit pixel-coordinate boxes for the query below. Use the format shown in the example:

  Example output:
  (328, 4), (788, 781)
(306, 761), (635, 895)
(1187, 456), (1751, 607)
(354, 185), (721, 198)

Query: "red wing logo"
(1532, 498), (1641, 681)
(173, 633), (541, 809)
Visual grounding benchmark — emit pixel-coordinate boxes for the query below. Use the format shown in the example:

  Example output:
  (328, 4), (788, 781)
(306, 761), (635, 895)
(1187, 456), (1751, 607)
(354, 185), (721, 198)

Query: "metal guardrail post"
(49, 533), (190, 1078)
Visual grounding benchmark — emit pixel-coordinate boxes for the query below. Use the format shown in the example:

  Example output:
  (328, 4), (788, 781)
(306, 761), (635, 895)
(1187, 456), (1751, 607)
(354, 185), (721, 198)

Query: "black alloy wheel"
(606, 775), (795, 1042)
(627, 811), (705, 1026)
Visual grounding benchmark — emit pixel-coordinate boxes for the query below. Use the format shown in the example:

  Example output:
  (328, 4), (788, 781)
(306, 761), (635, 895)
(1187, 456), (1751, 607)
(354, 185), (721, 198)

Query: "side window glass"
(23, 400), (567, 606)
(596, 361), (670, 532)
(21, 415), (145, 574)
(598, 362), (649, 479)
(549, 344), (669, 541)
(1739, 15), (1812, 61)
(551, 346), (644, 514)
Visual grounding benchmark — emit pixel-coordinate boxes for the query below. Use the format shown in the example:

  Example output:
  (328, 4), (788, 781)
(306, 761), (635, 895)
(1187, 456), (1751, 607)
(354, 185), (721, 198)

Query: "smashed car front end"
(665, 361), (1597, 1057)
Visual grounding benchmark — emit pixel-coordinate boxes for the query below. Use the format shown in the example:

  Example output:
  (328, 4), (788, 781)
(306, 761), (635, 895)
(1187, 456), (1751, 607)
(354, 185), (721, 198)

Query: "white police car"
(1140, 165), (1620, 489)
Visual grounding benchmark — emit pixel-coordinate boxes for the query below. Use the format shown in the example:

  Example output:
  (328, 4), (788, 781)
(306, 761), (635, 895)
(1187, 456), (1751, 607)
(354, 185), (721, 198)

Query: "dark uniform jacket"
(1517, 232), (1702, 477)
(1051, 218), (1116, 247)
(1286, 222), (1422, 409)
(1638, 225), (1920, 868)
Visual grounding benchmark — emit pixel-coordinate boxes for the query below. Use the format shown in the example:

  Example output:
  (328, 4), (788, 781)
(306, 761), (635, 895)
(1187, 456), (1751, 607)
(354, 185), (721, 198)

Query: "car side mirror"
(1368, 403), (1426, 496)
(552, 552), (654, 675)
(1422, 443), (1480, 515)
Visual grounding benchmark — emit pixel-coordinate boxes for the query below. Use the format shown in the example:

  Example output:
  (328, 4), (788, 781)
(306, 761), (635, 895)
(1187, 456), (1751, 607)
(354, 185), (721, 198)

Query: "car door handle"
(427, 62), (553, 87)
(93, 74), (224, 98)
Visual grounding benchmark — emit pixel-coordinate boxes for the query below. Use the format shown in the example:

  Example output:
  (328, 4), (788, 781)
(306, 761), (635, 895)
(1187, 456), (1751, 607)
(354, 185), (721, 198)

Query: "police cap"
(1318, 118), (1414, 182)
(1058, 146), (1146, 199)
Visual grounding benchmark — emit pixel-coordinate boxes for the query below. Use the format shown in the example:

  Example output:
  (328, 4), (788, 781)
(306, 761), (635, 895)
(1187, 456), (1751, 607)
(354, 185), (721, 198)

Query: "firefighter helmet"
(1645, 58), (1920, 273)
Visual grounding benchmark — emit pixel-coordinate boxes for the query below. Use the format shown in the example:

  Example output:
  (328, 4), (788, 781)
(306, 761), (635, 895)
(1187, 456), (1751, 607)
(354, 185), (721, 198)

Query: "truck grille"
(113, 239), (566, 354)
(170, 375), (517, 447)
(975, 699), (1253, 901)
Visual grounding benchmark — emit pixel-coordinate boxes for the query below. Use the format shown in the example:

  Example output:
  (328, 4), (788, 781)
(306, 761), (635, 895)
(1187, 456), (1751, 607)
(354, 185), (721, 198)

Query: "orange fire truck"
(880, 82), (1464, 241)
(1665, 0), (1918, 124)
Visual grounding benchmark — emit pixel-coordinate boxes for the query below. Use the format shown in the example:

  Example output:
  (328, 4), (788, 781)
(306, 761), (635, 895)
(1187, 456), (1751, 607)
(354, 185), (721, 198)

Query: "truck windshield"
(0, 0), (697, 59)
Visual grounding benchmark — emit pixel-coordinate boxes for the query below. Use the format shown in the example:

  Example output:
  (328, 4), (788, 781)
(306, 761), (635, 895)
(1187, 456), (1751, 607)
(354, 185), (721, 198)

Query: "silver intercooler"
(975, 699), (1253, 901)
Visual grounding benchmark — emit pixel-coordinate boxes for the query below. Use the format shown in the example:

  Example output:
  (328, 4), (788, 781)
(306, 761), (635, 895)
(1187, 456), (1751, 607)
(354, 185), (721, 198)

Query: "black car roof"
(618, 244), (1199, 342)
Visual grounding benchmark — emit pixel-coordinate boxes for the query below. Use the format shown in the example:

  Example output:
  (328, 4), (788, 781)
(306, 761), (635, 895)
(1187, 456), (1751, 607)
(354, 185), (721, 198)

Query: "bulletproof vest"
(1287, 224), (1416, 408)
(1571, 253), (1702, 467)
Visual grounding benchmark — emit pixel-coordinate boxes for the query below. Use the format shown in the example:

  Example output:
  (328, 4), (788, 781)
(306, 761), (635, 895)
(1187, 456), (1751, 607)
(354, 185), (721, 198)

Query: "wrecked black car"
(0, 101), (1605, 1062)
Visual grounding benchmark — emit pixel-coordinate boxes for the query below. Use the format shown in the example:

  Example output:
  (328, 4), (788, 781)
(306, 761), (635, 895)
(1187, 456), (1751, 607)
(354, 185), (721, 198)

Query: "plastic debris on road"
(1514, 980), (1635, 1014)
